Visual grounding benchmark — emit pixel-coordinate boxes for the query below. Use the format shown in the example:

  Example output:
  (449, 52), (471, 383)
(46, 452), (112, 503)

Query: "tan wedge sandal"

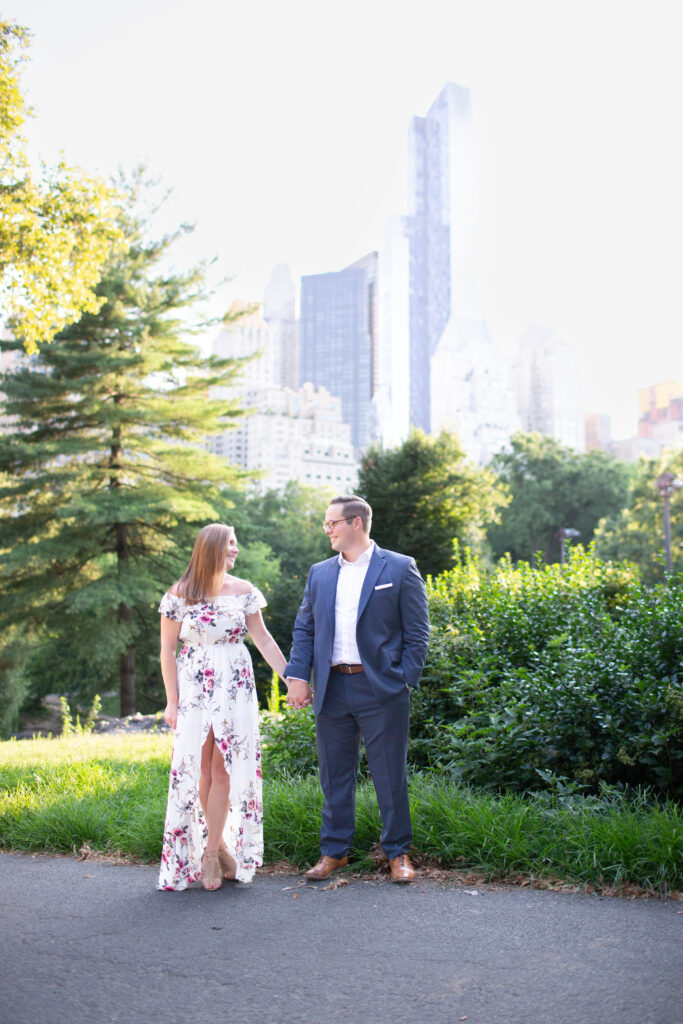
(200, 851), (222, 891)
(218, 841), (237, 880)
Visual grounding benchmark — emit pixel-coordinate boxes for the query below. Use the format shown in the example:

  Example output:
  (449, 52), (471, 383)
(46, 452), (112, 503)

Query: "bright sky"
(11, 0), (683, 439)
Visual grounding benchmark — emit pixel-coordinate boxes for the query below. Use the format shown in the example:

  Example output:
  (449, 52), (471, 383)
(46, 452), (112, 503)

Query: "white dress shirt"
(331, 541), (374, 665)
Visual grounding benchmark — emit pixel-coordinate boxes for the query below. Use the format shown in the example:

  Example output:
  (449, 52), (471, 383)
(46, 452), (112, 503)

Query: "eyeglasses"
(322, 517), (354, 532)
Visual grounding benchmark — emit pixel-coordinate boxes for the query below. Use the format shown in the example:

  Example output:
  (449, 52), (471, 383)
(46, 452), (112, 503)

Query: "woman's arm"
(247, 610), (312, 708)
(160, 615), (182, 729)
(245, 610), (288, 680)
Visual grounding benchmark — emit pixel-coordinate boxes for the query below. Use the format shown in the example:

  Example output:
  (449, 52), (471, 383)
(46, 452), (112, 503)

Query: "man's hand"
(285, 678), (313, 710)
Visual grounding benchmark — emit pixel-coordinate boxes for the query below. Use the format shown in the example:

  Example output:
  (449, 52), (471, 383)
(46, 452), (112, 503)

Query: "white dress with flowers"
(157, 588), (266, 890)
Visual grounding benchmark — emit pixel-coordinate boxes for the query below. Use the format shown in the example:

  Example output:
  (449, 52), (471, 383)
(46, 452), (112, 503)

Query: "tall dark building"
(264, 264), (299, 390)
(379, 82), (517, 461)
(406, 83), (477, 433)
(299, 252), (377, 449)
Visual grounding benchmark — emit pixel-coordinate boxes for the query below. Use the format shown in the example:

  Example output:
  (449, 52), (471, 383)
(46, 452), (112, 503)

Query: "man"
(285, 495), (430, 883)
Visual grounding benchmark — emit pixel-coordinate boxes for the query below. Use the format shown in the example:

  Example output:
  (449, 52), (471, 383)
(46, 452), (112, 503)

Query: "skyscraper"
(264, 264), (299, 390)
(378, 82), (517, 461)
(299, 253), (377, 449)
(375, 216), (411, 446)
(585, 412), (612, 452)
(209, 300), (358, 491)
(212, 302), (273, 391)
(637, 381), (683, 448)
(406, 83), (477, 431)
(516, 324), (585, 451)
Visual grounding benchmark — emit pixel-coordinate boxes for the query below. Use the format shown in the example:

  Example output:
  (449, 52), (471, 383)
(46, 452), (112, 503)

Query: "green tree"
(0, 175), (247, 721)
(487, 432), (630, 563)
(357, 429), (507, 578)
(1, 20), (122, 353)
(593, 450), (683, 583)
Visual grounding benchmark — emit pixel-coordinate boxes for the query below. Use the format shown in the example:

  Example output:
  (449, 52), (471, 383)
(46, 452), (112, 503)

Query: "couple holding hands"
(158, 495), (430, 892)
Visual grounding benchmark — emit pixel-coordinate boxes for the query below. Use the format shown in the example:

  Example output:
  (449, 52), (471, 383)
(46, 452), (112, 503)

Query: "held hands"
(285, 678), (313, 710)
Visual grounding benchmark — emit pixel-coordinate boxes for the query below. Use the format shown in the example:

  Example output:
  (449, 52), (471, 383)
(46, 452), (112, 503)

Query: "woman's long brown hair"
(177, 523), (233, 603)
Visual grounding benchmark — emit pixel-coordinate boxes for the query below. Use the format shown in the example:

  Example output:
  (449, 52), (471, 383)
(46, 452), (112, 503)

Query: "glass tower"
(405, 83), (478, 432)
(299, 253), (377, 450)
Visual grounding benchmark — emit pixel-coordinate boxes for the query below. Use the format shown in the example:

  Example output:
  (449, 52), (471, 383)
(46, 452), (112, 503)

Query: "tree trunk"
(119, 628), (136, 717)
(114, 510), (136, 715)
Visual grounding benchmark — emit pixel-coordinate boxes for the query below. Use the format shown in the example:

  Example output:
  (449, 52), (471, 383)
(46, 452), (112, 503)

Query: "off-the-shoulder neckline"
(166, 590), (260, 602)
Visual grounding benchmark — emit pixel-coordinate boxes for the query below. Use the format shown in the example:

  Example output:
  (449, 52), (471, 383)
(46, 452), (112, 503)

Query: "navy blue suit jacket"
(285, 544), (430, 714)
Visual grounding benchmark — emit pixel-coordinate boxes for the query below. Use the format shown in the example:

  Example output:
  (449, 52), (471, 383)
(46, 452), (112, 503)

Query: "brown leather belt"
(330, 663), (365, 675)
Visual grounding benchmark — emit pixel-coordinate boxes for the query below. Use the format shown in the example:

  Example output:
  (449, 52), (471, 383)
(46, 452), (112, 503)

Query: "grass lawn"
(1, 733), (681, 895)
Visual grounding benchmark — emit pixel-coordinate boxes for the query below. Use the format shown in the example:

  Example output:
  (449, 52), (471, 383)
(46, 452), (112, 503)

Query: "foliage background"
(487, 432), (630, 563)
(262, 549), (683, 798)
(358, 428), (507, 578)
(594, 449), (683, 583)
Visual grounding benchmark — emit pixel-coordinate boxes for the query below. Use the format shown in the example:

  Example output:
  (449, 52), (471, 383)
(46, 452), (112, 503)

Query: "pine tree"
(0, 176), (247, 716)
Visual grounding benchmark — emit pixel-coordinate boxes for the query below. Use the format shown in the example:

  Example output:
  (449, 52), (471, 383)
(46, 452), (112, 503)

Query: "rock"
(92, 713), (170, 734)
(13, 700), (171, 740)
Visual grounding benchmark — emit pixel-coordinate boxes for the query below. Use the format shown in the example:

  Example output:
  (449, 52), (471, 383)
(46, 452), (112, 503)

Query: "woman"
(158, 522), (289, 891)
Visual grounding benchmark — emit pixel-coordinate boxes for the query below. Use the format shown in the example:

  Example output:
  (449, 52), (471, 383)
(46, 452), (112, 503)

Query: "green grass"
(1, 734), (681, 894)
(0, 733), (171, 861)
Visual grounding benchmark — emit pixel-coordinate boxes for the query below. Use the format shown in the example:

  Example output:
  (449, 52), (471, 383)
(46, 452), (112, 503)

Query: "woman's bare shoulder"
(167, 582), (183, 597)
(220, 575), (253, 596)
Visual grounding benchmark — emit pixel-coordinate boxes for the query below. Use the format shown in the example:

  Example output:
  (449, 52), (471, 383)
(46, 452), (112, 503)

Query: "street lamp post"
(655, 472), (682, 573)
(559, 527), (581, 564)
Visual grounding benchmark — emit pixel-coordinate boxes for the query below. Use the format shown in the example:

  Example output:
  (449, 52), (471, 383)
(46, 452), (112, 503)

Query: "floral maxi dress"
(157, 588), (266, 890)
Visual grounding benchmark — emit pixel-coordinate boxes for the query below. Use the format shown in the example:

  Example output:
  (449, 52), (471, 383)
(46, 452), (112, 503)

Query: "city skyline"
(11, 0), (683, 439)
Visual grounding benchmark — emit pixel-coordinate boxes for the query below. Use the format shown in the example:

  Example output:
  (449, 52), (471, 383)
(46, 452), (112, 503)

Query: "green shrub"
(412, 548), (683, 796)
(59, 694), (102, 736)
(260, 707), (318, 776)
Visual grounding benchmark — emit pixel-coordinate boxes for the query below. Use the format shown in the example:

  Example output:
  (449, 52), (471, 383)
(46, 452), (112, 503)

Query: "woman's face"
(225, 532), (239, 571)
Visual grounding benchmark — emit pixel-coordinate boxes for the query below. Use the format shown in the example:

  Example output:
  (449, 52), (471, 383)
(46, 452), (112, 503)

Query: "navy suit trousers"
(315, 670), (412, 861)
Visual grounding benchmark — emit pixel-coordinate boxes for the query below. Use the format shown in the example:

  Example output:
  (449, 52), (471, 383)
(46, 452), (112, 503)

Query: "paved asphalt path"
(1, 853), (681, 1024)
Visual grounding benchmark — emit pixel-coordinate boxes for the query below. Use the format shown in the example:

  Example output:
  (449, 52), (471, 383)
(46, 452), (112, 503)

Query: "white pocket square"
(374, 583), (393, 590)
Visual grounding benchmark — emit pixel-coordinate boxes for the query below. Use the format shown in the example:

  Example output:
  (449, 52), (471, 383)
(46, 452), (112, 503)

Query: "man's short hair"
(329, 495), (372, 532)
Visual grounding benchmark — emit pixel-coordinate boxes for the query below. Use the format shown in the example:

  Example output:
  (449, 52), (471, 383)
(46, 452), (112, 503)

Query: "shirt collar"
(338, 540), (374, 568)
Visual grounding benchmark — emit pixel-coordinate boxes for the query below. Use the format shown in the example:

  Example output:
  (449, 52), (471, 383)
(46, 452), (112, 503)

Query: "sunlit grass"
(1, 735), (681, 893)
(0, 732), (173, 767)
(0, 733), (172, 861)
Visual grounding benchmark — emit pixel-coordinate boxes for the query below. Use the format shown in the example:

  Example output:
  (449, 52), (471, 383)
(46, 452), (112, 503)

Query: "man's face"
(324, 504), (357, 553)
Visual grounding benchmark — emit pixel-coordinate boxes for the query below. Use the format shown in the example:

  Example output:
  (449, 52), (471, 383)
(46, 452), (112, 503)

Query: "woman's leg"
(199, 727), (231, 854)
(198, 727), (215, 818)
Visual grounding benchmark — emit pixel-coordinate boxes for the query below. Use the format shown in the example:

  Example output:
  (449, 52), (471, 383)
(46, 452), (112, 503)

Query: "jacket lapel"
(324, 556), (340, 633)
(356, 544), (385, 623)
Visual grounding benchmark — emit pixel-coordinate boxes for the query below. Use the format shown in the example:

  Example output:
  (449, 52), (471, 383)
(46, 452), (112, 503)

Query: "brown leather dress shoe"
(388, 854), (415, 883)
(305, 855), (349, 880)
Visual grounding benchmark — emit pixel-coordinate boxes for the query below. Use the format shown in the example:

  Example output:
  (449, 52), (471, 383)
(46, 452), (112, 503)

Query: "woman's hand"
(163, 700), (178, 730)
